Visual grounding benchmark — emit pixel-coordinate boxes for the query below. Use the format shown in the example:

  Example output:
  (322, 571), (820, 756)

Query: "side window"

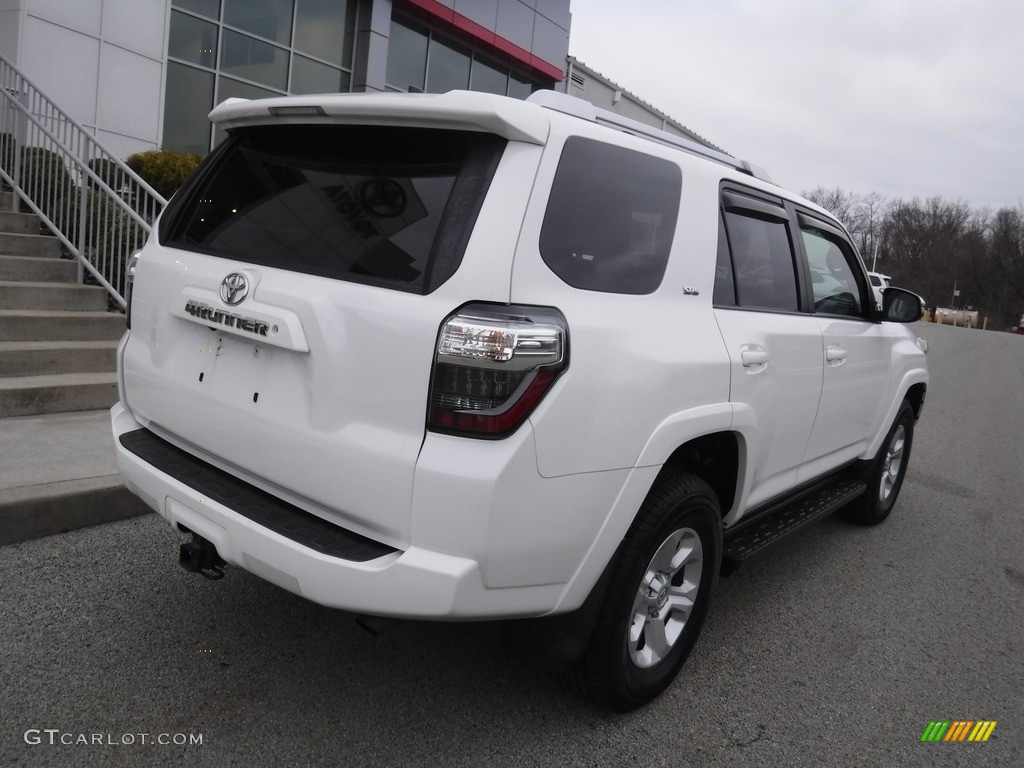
(800, 226), (865, 316)
(720, 197), (800, 312)
(539, 137), (681, 295)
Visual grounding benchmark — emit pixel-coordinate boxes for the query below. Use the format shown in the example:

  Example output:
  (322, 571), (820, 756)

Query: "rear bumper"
(111, 402), (569, 618)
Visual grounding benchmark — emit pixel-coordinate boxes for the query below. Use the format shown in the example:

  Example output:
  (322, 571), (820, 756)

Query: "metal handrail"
(0, 50), (167, 308)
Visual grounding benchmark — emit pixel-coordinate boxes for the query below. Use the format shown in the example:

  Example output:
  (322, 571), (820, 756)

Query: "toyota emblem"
(220, 273), (249, 305)
(360, 178), (408, 218)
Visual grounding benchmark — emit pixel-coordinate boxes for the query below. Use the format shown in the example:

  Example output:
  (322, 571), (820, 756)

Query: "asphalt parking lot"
(2, 321), (1022, 767)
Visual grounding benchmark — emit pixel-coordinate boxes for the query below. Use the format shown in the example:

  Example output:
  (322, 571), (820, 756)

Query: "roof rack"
(526, 90), (773, 184)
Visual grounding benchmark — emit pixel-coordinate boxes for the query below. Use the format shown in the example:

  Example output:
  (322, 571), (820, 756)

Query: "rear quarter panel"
(509, 126), (732, 479)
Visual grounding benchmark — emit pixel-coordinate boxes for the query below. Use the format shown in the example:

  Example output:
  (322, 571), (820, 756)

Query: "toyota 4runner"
(113, 89), (928, 711)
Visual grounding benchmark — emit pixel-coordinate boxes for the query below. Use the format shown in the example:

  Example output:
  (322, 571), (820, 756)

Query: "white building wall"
(0, 0), (576, 159)
(0, 1), (23, 65)
(1, 0), (169, 160)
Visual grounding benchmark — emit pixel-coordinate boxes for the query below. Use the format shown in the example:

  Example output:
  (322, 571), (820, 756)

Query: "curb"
(0, 475), (151, 546)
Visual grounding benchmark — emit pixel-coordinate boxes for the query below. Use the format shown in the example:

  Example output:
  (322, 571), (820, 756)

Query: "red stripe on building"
(398, 0), (564, 82)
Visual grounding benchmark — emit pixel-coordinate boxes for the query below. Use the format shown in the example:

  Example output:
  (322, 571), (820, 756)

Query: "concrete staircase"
(0, 189), (149, 544)
(0, 190), (123, 417)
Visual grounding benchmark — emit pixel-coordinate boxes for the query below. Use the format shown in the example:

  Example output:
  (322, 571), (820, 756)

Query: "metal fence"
(0, 51), (166, 308)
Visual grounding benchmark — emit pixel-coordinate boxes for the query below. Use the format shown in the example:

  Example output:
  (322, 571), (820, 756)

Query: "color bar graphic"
(944, 721), (973, 742)
(921, 721), (996, 742)
(968, 721), (998, 742)
(921, 722), (949, 742)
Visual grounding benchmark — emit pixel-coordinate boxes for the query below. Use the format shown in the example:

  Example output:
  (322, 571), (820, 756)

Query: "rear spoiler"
(209, 91), (550, 145)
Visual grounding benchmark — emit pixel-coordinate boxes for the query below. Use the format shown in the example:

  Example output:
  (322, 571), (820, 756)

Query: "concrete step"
(0, 231), (62, 258)
(0, 476), (150, 546)
(0, 371), (118, 417)
(0, 309), (125, 341)
(0, 410), (150, 546)
(0, 254), (78, 282)
(0, 340), (118, 376)
(0, 210), (41, 235)
(0, 280), (108, 310)
(0, 190), (13, 209)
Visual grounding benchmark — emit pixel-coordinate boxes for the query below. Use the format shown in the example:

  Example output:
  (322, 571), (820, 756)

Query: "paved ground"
(0, 410), (149, 545)
(1, 322), (1022, 767)
(0, 411), (119, 492)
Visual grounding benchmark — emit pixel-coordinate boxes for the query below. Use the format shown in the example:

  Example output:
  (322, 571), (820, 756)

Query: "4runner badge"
(220, 273), (249, 305)
(184, 299), (269, 337)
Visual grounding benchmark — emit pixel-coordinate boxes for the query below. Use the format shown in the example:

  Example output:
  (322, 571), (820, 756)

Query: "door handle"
(826, 345), (847, 366)
(741, 347), (769, 368)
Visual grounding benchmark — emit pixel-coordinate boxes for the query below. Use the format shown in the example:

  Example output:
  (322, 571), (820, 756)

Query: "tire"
(570, 470), (722, 711)
(843, 399), (915, 525)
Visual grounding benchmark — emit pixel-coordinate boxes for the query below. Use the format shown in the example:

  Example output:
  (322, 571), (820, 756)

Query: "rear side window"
(539, 137), (681, 294)
(718, 190), (800, 312)
(160, 125), (505, 293)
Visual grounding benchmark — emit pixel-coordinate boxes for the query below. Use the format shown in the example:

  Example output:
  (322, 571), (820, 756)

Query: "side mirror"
(882, 287), (925, 323)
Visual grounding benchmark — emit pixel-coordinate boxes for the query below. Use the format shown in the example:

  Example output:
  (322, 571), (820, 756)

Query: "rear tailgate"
(125, 254), (446, 544)
(122, 98), (546, 547)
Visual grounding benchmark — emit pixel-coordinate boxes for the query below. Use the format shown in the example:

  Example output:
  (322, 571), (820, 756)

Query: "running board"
(721, 479), (866, 574)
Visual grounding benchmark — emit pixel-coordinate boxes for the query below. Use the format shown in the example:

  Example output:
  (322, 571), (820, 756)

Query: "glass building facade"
(164, 0), (567, 155)
(165, 0), (358, 154)
(384, 15), (535, 99)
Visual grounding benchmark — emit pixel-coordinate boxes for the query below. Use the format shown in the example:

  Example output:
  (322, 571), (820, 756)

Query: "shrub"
(125, 149), (201, 199)
(85, 190), (145, 295)
(18, 146), (75, 223)
(0, 132), (14, 178)
(87, 157), (123, 193)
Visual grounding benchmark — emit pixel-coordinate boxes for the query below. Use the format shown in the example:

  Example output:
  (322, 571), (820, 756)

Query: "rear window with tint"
(539, 137), (681, 294)
(159, 125), (504, 293)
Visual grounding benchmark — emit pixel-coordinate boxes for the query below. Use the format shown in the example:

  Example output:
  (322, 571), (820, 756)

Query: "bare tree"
(849, 192), (886, 268)
(987, 204), (1024, 325)
(796, 186), (1020, 326)
(803, 186), (856, 226)
(880, 197), (971, 306)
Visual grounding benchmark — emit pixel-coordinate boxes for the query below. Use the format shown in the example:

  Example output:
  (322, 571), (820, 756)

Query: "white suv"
(868, 271), (892, 310)
(113, 90), (928, 711)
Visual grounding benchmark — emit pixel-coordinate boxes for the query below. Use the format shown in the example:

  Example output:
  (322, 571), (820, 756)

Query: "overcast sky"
(567, 0), (1023, 210)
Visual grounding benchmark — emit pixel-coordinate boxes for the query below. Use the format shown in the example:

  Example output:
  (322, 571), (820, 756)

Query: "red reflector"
(430, 370), (557, 436)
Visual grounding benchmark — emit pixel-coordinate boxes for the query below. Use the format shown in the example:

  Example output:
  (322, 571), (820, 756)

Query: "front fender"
(864, 367), (928, 461)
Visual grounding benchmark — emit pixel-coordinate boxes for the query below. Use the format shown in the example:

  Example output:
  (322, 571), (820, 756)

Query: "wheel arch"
(521, 418), (744, 670)
(904, 381), (927, 421)
(865, 372), (928, 460)
(655, 432), (740, 522)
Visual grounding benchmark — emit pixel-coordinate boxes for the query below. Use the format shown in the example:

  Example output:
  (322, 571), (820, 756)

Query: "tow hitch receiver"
(179, 532), (226, 580)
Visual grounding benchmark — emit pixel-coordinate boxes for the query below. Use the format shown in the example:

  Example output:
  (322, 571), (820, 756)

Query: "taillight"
(428, 304), (567, 438)
(125, 250), (141, 329)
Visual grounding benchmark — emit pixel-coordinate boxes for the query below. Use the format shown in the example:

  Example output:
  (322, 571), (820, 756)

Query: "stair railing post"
(10, 88), (30, 214)
(77, 152), (87, 284)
